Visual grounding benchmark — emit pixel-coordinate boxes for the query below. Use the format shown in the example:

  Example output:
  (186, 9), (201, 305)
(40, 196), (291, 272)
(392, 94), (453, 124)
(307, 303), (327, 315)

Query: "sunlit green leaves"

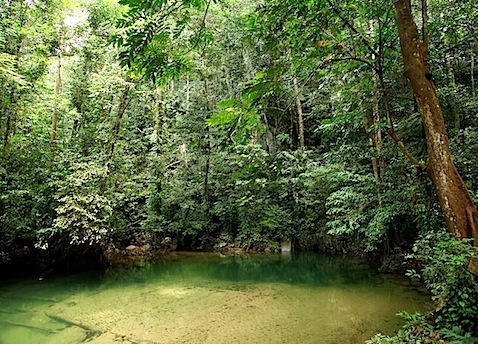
(116, 0), (217, 84)
(206, 96), (262, 143)
(0, 52), (27, 85)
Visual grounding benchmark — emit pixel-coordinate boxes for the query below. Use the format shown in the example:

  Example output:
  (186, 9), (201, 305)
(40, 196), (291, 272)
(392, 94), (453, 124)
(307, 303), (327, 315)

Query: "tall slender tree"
(50, 36), (63, 165)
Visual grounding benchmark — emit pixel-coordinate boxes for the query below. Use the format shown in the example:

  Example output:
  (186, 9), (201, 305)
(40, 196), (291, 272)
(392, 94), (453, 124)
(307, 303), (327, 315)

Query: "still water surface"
(0, 253), (430, 344)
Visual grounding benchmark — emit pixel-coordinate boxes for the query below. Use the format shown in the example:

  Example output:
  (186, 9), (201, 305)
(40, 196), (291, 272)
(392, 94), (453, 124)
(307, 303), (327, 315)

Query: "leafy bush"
(405, 231), (478, 334)
(368, 311), (476, 343)
(368, 230), (478, 343)
(37, 162), (112, 248)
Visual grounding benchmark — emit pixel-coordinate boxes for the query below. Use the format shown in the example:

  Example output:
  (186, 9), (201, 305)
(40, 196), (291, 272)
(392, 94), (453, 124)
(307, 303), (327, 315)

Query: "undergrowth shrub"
(369, 230), (478, 343)
(406, 231), (478, 334)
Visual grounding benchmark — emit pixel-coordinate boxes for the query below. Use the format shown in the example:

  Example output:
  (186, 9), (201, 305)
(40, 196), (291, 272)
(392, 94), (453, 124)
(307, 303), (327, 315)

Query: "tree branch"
(329, 57), (379, 73)
(325, 0), (380, 59)
(387, 128), (426, 170)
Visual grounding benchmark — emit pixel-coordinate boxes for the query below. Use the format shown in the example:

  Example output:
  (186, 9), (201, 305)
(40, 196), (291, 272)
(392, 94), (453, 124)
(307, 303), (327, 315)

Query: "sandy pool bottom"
(10, 279), (426, 344)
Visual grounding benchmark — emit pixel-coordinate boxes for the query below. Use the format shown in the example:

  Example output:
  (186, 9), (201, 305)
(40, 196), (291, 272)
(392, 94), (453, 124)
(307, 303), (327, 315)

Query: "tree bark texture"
(50, 48), (62, 163)
(100, 82), (131, 192)
(292, 76), (305, 148)
(364, 110), (382, 206)
(394, 0), (478, 245)
(370, 70), (385, 175)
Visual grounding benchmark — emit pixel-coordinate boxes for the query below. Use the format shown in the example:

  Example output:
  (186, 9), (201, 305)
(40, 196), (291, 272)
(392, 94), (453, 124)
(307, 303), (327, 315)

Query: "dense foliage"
(1, 0), (478, 339)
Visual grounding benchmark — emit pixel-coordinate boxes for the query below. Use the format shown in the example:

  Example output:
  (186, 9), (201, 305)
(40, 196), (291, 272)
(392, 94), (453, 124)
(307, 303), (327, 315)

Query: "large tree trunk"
(394, 0), (478, 248)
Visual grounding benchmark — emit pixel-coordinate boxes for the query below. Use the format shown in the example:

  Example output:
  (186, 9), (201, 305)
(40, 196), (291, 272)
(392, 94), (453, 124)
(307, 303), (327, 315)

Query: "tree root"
(45, 312), (103, 336)
(45, 312), (160, 344)
(0, 319), (57, 334)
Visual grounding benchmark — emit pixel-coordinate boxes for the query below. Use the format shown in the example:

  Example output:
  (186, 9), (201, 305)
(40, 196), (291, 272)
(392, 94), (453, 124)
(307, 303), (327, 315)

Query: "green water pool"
(0, 253), (430, 343)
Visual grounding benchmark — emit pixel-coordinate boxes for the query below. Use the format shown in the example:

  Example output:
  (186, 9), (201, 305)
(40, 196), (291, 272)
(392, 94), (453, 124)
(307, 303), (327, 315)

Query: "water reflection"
(101, 253), (382, 287)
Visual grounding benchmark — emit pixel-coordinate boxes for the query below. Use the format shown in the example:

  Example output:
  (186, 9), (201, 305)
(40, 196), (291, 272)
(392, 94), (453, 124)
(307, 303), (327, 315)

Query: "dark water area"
(0, 252), (430, 343)
(103, 253), (386, 286)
